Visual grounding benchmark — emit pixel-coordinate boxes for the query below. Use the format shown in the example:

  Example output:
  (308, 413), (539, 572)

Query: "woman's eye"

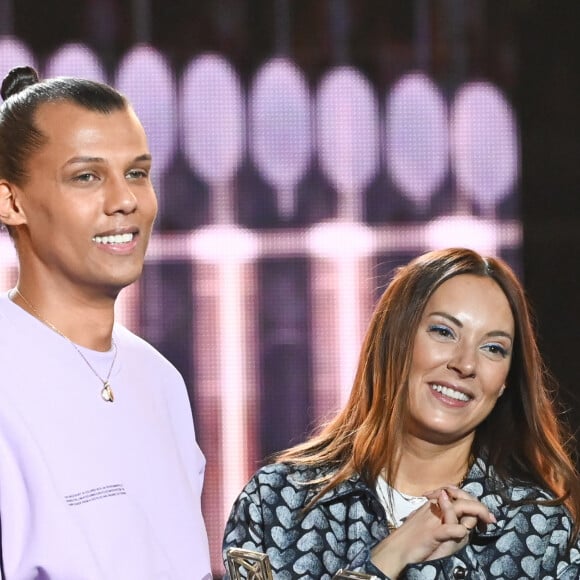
(483, 344), (509, 358)
(428, 325), (454, 339)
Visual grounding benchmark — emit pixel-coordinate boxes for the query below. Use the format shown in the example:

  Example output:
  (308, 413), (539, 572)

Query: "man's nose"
(104, 175), (138, 215)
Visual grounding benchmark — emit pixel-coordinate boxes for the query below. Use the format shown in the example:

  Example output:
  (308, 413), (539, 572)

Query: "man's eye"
(126, 169), (148, 179)
(73, 173), (97, 182)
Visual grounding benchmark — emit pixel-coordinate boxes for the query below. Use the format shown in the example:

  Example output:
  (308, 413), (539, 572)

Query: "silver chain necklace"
(376, 464), (471, 531)
(376, 476), (427, 531)
(12, 288), (117, 402)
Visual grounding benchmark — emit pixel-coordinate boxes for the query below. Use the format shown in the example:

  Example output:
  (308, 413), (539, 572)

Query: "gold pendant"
(101, 382), (114, 403)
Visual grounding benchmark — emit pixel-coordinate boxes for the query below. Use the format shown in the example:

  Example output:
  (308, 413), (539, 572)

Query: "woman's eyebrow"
(428, 311), (513, 342)
(427, 311), (462, 327)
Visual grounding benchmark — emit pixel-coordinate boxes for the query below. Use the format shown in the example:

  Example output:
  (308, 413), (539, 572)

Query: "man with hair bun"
(0, 67), (211, 578)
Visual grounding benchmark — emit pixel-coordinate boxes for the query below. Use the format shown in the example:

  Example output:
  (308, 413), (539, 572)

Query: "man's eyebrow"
(65, 156), (105, 165)
(65, 153), (152, 165)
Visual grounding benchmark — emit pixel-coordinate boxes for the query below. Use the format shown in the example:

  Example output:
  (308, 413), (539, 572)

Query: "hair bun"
(1, 66), (40, 101)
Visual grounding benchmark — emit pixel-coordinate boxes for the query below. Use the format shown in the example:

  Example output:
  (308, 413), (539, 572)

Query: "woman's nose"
(446, 346), (477, 378)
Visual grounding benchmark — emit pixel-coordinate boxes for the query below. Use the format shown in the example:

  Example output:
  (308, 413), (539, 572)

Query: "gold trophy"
(225, 548), (273, 580)
(226, 547), (378, 579)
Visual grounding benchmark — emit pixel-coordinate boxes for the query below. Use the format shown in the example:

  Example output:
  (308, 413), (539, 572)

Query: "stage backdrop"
(0, 38), (520, 574)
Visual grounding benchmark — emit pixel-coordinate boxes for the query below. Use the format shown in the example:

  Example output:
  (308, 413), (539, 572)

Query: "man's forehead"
(34, 100), (130, 126)
(32, 101), (148, 154)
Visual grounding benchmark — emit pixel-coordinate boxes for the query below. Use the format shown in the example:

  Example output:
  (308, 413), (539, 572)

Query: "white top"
(0, 293), (211, 579)
(376, 475), (428, 528)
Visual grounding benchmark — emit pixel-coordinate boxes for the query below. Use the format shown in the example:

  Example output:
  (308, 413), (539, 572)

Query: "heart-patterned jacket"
(222, 457), (580, 579)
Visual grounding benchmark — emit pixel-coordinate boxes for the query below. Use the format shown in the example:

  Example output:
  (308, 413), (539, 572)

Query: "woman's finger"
(425, 488), (496, 529)
(436, 489), (458, 524)
(459, 516), (478, 534)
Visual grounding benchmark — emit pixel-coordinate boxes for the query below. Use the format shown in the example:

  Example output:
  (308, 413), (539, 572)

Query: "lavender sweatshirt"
(0, 294), (211, 579)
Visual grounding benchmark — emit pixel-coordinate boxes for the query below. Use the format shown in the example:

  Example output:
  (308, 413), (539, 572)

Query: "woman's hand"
(370, 487), (495, 578)
(425, 485), (496, 531)
(423, 486), (495, 560)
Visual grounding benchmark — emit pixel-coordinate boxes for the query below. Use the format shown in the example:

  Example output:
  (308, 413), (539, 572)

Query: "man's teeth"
(431, 384), (470, 402)
(93, 233), (134, 244)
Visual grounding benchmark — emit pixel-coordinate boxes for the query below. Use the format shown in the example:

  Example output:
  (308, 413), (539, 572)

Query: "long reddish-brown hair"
(276, 247), (580, 535)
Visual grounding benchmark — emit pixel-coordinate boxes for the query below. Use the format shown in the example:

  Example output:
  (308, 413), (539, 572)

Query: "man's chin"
(99, 272), (143, 300)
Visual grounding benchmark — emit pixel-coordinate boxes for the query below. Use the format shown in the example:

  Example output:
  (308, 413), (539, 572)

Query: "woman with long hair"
(223, 247), (580, 579)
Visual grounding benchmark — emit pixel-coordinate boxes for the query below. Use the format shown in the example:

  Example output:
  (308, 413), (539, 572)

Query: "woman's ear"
(498, 384), (506, 397)
(0, 181), (27, 226)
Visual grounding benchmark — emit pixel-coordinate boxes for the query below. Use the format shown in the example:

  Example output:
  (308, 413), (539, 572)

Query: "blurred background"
(0, 1), (578, 575)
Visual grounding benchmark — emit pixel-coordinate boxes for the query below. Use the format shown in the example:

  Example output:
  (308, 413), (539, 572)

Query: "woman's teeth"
(431, 384), (470, 402)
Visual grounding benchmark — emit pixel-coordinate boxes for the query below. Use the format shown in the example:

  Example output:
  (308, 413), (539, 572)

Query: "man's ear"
(0, 181), (27, 226)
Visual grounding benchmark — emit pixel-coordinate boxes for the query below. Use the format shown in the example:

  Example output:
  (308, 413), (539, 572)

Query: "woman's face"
(406, 274), (514, 445)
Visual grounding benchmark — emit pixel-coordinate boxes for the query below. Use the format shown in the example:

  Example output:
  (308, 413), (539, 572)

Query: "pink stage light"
(249, 58), (312, 220)
(385, 72), (449, 210)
